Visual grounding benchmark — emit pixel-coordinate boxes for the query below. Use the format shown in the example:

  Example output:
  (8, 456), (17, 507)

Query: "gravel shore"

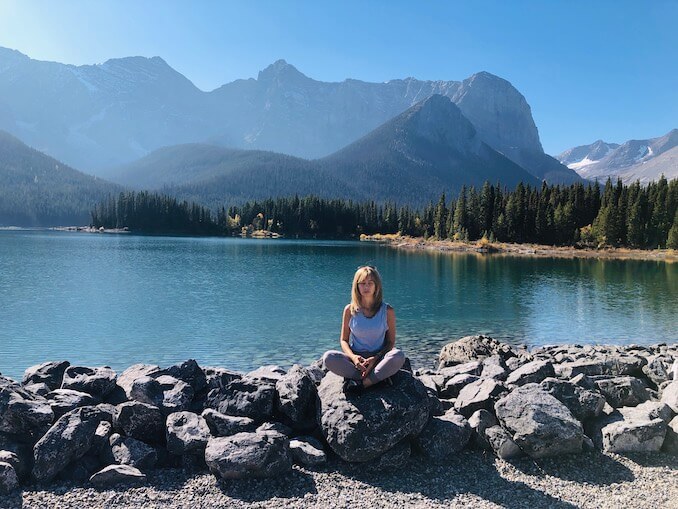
(3, 450), (676, 509)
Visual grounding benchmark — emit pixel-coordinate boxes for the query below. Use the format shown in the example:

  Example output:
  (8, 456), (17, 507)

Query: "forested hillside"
(0, 131), (121, 226)
(92, 177), (678, 249)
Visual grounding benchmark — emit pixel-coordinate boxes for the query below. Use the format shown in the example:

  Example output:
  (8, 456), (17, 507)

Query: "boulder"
(317, 371), (429, 462)
(89, 464), (146, 487)
(0, 379), (54, 441)
(0, 435), (32, 479)
(156, 376), (194, 414)
(618, 401), (674, 425)
(438, 336), (515, 370)
(0, 451), (24, 482)
(480, 355), (509, 381)
(595, 377), (650, 408)
(454, 378), (508, 418)
(201, 409), (256, 437)
(360, 440), (411, 473)
(643, 355), (675, 387)
(165, 412), (210, 456)
(289, 436), (326, 466)
(468, 409), (497, 450)
(660, 381), (678, 413)
(90, 420), (112, 455)
(506, 361), (555, 388)
(438, 361), (483, 381)
(204, 431), (292, 479)
(45, 389), (98, 419)
(210, 377), (276, 422)
(413, 410), (471, 461)
(275, 365), (317, 430)
(109, 433), (157, 470)
(22, 361), (70, 391)
(22, 383), (51, 397)
(61, 366), (117, 398)
(162, 360), (207, 394)
(114, 402), (164, 444)
(662, 416), (678, 454)
(602, 419), (667, 453)
(0, 461), (19, 494)
(441, 374), (479, 398)
(484, 425), (523, 460)
(247, 365), (287, 381)
(203, 367), (242, 392)
(58, 454), (101, 483)
(256, 422), (292, 437)
(33, 406), (107, 481)
(130, 375), (194, 414)
(116, 364), (161, 399)
(494, 384), (583, 458)
(539, 378), (606, 421)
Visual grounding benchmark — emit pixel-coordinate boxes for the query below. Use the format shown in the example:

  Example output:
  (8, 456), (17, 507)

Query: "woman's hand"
(352, 354), (367, 372)
(360, 356), (378, 379)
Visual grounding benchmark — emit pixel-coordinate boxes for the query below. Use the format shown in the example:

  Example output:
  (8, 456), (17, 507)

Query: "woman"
(322, 265), (406, 393)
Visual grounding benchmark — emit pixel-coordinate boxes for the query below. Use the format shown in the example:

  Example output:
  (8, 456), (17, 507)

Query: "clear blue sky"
(0, 0), (676, 155)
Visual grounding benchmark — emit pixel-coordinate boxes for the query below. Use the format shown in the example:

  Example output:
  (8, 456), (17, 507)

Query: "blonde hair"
(350, 265), (383, 315)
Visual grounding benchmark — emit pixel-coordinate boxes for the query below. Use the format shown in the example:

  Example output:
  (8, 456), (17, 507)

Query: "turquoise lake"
(1, 230), (676, 380)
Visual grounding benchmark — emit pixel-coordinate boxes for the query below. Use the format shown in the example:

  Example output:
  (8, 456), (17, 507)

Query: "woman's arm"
(340, 304), (364, 369)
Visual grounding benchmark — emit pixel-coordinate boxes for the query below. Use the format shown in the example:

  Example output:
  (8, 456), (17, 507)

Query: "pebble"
(2, 450), (676, 508)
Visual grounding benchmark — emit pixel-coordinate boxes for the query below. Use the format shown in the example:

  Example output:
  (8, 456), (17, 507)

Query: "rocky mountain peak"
(0, 46), (30, 72)
(257, 59), (310, 84)
(405, 94), (479, 153)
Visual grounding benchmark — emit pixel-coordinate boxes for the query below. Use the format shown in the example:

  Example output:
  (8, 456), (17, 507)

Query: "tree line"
(92, 176), (678, 249)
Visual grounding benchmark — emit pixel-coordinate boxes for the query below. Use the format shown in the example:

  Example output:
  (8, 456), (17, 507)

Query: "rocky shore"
(361, 234), (678, 262)
(1, 337), (677, 507)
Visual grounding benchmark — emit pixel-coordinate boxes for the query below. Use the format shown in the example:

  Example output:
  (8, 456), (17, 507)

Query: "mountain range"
(112, 95), (540, 208)
(558, 129), (678, 183)
(0, 46), (579, 185)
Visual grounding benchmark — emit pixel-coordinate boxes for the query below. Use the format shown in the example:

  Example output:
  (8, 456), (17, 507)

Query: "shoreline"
(360, 234), (678, 262)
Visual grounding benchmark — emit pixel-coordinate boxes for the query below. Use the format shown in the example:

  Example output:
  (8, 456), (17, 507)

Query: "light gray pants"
(322, 348), (406, 384)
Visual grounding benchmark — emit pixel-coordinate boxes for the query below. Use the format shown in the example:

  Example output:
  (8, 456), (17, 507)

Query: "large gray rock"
(480, 355), (509, 381)
(441, 374), (479, 399)
(203, 367), (242, 392)
(247, 365), (287, 381)
(660, 381), (678, 413)
(602, 419), (667, 453)
(0, 461), (19, 494)
(506, 361), (555, 388)
(438, 361), (484, 381)
(114, 402), (165, 444)
(438, 335), (515, 370)
(109, 433), (157, 470)
(454, 378), (508, 418)
(201, 409), (256, 437)
(540, 378), (606, 421)
(275, 364), (317, 430)
(662, 416), (678, 454)
(89, 464), (146, 487)
(0, 378), (54, 441)
(210, 377), (276, 421)
(33, 406), (107, 481)
(289, 437), (326, 466)
(162, 359), (207, 394)
(317, 371), (429, 462)
(643, 355), (675, 387)
(494, 384), (583, 458)
(45, 389), (98, 419)
(130, 375), (194, 415)
(484, 425), (523, 459)
(165, 411), (210, 455)
(22, 361), (70, 391)
(618, 401), (674, 425)
(468, 409), (497, 450)
(555, 355), (646, 378)
(116, 364), (161, 399)
(595, 376), (650, 408)
(205, 431), (292, 479)
(61, 366), (117, 398)
(413, 410), (471, 461)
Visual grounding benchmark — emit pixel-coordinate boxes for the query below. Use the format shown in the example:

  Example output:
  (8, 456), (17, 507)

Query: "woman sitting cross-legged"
(322, 265), (406, 393)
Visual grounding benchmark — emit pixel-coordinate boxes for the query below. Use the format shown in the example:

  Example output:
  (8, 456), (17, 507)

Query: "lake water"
(1, 230), (676, 380)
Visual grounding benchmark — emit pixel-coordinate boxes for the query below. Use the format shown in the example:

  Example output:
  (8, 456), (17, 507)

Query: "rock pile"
(0, 336), (676, 494)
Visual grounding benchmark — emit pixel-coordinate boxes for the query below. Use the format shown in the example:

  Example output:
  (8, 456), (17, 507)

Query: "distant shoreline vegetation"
(91, 177), (678, 250)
